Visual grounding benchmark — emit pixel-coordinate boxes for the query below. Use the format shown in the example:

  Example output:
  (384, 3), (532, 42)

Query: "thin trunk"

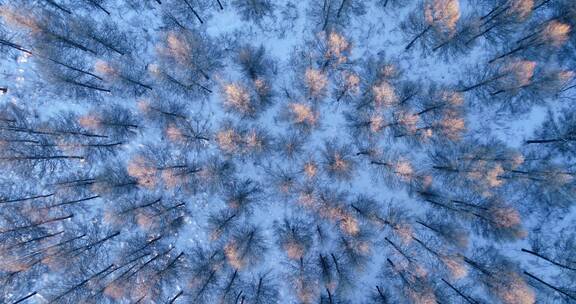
(44, 0), (72, 14)
(423, 198), (461, 213)
(0, 39), (95, 79)
(387, 258), (410, 286)
(459, 74), (506, 92)
(416, 220), (438, 233)
(158, 252), (184, 277)
(463, 257), (492, 277)
(198, 68), (210, 80)
(326, 287), (334, 304)
(337, 0), (348, 19)
(49, 264), (115, 303)
(102, 121), (139, 129)
(63, 79), (110, 92)
(521, 248), (576, 271)
(34, 142), (122, 148)
(51, 177), (96, 187)
(91, 37), (124, 55)
(385, 237), (412, 262)
(121, 76), (153, 90)
(0, 39), (33, 54)
(192, 79), (213, 93)
(398, 93), (416, 105)
(166, 12), (185, 29)
(127, 235), (163, 258)
(194, 270), (216, 300)
(417, 104), (443, 115)
(480, 3), (502, 20)
(526, 138), (573, 144)
(0, 193), (55, 204)
(86, 0), (111, 15)
(47, 195), (100, 208)
(523, 271), (576, 301)
(405, 26), (431, 51)
(6, 230), (64, 251)
(488, 45), (528, 63)
(255, 277), (263, 302)
(464, 23), (497, 45)
(0, 155), (85, 161)
(120, 198), (162, 214)
(150, 106), (187, 120)
(216, 0), (224, 10)
(411, 236), (441, 258)
(561, 84), (576, 92)
(223, 270), (238, 296)
(182, 0), (204, 23)
(432, 37), (452, 51)
(376, 285), (387, 300)
(166, 73), (212, 93)
(94, 252), (151, 296)
(480, 5), (509, 26)
(0, 214), (74, 235)
(12, 291), (38, 304)
(216, 213), (237, 232)
(534, 0), (552, 10)
(1, 126), (107, 138)
(370, 160), (392, 167)
(168, 290), (183, 304)
(65, 231), (120, 257)
(125, 249), (170, 280)
(47, 57), (103, 80)
(50, 33), (96, 55)
(234, 291), (244, 304)
(330, 253), (341, 274)
(336, 87), (348, 102)
(1, 138), (41, 144)
(322, 0), (332, 30)
(16, 233), (86, 262)
(441, 278), (477, 304)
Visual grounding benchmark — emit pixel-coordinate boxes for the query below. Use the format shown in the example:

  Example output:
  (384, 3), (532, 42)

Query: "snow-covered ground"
(0, 0), (575, 303)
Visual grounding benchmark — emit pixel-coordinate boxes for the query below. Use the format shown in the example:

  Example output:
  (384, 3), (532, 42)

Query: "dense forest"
(0, 0), (575, 303)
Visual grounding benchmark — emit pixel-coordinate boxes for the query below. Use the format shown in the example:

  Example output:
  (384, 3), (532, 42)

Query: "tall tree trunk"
(86, 0), (111, 15)
(48, 195), (100, 209)
(168, 290), (183, 304)
(0, 214), (74, 235)
(49, 264), (115, 303)
(0, 192), (55, 204)
(464, 23), (497, 46)
(44, 0), (72, 14)
(0, 155), (85, 161)
(488, 45), (528, 63)
(64, 231), (120, 257)
(441, 279), (478, 303)
(405, 26), (431, 51)
(523, 271), (576, 301)
(63, 79), (111, 92)
(182, 0), (204, 23)
(337, 0), (348, 19)
(12, 291), (38, 304)
(459, 74), (506, 92)
(521, 248), (576, 271)
(525, 138), (572, 144)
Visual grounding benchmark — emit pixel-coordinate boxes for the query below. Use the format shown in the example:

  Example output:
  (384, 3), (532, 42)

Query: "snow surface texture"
(0, 0), (575, 303)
